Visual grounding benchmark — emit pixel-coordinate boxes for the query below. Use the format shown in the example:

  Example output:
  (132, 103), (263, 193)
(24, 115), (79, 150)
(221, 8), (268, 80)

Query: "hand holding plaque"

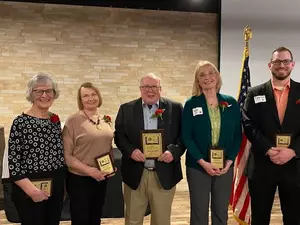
(31, 179), (52, 196)
(276, 133), (291, 147)
(141, 129), (164, 159)
(95, 152), (115, 175)
(209, 148), (225, 169)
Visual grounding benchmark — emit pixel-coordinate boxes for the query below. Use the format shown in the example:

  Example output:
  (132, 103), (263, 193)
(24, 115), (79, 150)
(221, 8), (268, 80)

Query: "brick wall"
(0, 2), (218, 190)
(0, 1), (218, 136)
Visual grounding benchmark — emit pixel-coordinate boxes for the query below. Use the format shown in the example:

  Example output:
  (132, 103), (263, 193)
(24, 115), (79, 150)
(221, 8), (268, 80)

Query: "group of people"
(2, 46), (300, 225)
(3, 77), (115, 225)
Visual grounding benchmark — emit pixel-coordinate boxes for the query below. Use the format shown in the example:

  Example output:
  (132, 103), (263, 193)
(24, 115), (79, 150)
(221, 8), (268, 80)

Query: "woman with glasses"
(3, 73), (66, 225)
(182, 61), (242, 225)
(63, 82), (115, 225)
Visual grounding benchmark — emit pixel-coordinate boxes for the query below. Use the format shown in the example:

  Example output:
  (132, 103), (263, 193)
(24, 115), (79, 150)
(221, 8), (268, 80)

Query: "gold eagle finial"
(244, 25), (252, 42)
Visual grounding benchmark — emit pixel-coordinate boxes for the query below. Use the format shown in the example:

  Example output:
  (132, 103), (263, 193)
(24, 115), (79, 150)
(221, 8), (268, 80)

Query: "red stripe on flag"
(231, 134), (248, 209)
(231, 133), (251, 224)
(236, 135), (248, 165)
(239, 192), (251, 221)
(233, 173), (247, 208)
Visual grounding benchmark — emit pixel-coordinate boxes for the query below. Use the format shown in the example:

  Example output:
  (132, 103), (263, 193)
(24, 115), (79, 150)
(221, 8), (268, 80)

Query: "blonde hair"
(77, 82), (102, 110)
(192, 60), (222, 96)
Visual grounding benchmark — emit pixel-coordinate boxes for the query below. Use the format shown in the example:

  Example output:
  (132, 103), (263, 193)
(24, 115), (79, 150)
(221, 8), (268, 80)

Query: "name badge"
(192, 107), (203, 116)
(254, 95), (266, 104)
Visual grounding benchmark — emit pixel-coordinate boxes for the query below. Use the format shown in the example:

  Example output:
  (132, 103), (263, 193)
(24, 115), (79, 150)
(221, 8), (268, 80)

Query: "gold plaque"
(95, 152), (115, 175)
(141, 129), (164, 159)
(31, 179), (52, 196)
(276, 133), (291, 147)
(209, 148), (225, 169)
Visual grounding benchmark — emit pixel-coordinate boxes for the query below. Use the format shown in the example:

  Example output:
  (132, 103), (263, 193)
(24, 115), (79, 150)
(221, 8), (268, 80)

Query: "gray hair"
(26, 72), (60, 102)
(139, 73), (162, 87)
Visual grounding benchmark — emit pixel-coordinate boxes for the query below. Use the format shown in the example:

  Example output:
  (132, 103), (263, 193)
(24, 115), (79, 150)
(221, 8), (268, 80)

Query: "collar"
(271, 78), (290, 91)
(142, 100), (159, 108)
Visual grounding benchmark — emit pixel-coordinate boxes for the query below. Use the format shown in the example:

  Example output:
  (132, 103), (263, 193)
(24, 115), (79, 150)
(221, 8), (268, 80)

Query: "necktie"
(147, 104), (152, 109)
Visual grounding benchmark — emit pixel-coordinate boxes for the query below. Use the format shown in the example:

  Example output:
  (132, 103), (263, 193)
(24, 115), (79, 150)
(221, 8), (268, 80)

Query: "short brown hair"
(77, 82), (102, 110)
(271, 46), (294, 61)
(192, 60), (222, 96)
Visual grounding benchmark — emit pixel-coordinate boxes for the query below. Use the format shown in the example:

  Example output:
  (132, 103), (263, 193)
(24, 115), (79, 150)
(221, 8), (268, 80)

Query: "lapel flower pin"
(296, 99), (300, 104)
(151, 108), (165, 120)
(49, 113), (60, 123)
(102, 115), (112, 125)
(219, 101), (230, 112)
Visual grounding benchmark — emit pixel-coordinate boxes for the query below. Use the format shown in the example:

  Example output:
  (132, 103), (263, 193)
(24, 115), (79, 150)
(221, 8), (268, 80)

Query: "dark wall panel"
(3, 0), (220, 13)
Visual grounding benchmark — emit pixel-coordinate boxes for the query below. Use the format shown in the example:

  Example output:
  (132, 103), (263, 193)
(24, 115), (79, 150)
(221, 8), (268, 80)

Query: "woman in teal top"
(182, 60), (242, 225)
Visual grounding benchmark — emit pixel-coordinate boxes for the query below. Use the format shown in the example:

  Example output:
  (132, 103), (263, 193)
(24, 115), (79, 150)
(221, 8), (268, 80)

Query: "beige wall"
(0, 1), (218, 137)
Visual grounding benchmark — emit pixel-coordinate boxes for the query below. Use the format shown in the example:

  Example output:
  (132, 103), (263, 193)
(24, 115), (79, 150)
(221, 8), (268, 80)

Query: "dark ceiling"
(4, 0), (220, 13)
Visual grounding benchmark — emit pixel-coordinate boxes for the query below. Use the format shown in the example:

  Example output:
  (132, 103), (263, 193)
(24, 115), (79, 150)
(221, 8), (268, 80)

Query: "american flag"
(229, 46), (252, 224)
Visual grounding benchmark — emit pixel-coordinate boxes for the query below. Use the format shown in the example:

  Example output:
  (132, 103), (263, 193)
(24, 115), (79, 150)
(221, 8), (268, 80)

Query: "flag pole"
(230, 25), (253, 225)
(243, 25), (252, 60)
(237, 26), (252, 98)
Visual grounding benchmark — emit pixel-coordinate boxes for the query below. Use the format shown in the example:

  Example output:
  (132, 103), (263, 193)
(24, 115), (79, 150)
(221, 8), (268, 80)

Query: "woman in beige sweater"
(63, 82), (114, 225)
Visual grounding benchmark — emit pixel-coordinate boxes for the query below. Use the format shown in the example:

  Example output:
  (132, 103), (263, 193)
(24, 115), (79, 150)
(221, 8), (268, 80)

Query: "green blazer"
(182, 93), (242, 170)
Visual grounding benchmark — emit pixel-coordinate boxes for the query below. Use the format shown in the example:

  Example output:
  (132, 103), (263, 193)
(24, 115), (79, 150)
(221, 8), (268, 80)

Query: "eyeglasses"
(33, 89), (55, 97)
(140, 85), (161, 91)
(271, 59), (293, 66)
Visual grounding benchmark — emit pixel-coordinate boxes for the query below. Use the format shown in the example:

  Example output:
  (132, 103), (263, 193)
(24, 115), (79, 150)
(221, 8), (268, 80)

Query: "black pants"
(66, 172), (107, 225)
(11, 173), (65, 225)
(249, 163), (300, 225)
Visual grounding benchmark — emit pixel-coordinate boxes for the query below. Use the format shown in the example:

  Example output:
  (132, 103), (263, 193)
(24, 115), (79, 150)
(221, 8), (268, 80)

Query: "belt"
(144, 167), (156, 171)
